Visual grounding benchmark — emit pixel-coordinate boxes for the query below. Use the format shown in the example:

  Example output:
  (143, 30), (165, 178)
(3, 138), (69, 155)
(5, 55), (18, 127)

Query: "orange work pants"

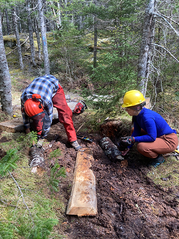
(137, 133), (178, 158)
(52, 85), (77, 142)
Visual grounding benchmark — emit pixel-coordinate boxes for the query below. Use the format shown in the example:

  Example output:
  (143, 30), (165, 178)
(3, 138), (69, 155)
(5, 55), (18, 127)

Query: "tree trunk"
(16, 7), (22, 33)
(93, 14), (97, 68)
(34, 17), (41, 60)
(26, 0), (36, 66)
(0, 11), (12, 115)
(12, 7), (24, 70)
(38, 0), (50, 74)
(5, 9), (11, 35)
(137, 0), (155, 97)
(57, 2), (62, 28)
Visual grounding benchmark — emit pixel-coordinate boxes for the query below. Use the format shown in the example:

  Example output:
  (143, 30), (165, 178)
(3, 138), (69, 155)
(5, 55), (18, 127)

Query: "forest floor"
(1, 67), (179, 238)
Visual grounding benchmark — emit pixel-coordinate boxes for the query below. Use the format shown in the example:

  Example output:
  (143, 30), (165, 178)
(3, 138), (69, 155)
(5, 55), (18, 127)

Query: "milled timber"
(66, 148), (97, 217)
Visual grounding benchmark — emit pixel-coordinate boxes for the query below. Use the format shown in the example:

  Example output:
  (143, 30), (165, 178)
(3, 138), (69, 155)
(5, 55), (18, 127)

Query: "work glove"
(120, 136), (135, 147)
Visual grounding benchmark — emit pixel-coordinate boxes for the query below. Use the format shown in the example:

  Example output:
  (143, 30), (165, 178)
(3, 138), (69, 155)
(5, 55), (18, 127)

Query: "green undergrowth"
(147, 153), (179, 200)
(0, 132), (67, 239)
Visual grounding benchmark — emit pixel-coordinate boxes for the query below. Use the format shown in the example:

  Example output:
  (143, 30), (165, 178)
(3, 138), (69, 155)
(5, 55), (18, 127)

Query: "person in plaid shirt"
(21, 74), (81, 150)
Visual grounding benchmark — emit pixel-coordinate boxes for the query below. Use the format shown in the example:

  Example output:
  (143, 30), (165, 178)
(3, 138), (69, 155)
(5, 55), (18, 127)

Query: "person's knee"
(137, 143), (152, 157)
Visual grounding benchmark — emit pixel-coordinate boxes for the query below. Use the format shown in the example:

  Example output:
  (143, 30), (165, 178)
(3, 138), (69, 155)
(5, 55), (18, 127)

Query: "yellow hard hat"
(122, 90), (146, 108)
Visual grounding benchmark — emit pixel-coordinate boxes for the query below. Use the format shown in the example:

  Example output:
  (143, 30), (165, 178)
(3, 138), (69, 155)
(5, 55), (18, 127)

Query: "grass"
(147, 153), (179, 200)
(0, 132), (67, 238)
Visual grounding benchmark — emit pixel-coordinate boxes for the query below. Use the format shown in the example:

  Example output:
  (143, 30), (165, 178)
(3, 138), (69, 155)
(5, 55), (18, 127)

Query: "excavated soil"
(32, 116), (179, 239)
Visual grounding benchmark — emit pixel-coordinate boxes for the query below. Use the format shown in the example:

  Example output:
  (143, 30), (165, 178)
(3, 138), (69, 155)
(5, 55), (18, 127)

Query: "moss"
(147, 156), (179, 198)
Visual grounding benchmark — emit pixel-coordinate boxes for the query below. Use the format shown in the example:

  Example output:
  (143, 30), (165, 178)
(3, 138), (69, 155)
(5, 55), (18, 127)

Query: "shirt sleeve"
(44, 101), (53, 125)
(42, 111), (52, 137)
(133, 116), (157, 142)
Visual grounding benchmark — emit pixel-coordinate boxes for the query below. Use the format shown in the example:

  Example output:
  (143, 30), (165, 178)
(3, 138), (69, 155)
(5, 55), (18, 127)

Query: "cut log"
(29, 145), (45, 176)
(99, 137), (124, 162)
(66, 148), (97, 217)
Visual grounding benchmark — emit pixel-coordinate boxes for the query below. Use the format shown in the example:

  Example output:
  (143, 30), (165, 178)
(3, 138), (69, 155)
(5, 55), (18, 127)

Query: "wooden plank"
(66, 148), (97, 217)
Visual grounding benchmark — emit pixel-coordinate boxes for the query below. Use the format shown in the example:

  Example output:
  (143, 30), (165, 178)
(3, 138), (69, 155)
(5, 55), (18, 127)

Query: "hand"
(120, 136), (135, 147)
(121, 148), (130, 156)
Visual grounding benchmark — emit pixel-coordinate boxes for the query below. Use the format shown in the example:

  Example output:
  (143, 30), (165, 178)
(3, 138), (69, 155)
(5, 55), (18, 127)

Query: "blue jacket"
(132, 108), (176, 142)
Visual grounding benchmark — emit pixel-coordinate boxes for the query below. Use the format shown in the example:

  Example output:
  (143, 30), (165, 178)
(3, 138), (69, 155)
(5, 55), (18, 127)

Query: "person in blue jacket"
(120, 90), (178, 167)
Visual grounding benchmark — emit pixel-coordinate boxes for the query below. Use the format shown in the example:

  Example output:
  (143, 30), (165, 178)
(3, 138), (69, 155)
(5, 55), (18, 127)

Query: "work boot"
(71, 140), (82, 151)
(150, 155), (165, 168)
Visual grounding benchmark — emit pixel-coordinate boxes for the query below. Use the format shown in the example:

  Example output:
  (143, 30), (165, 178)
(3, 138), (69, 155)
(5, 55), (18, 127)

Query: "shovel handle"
(175, 149), (179, 154)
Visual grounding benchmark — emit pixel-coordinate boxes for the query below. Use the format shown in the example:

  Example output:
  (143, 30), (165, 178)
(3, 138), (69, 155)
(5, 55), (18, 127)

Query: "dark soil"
(30, 115), (179, 239)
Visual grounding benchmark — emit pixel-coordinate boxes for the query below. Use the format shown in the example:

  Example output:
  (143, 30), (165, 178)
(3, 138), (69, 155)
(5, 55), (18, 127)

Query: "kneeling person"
(21, 74), (81, 150)
(119, 90), (178, 167)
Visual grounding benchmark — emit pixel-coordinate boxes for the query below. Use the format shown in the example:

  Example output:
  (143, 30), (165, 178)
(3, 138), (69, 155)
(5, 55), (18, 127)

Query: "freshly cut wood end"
(67, 206), (97, 217)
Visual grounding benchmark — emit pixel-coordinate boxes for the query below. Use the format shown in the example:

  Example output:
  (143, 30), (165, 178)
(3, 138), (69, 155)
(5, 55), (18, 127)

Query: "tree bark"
(99, 137), (124, 162)
(93, 14), (97, 68)
(12, 7), (24, 70)
(5, 9), (11, 35)
(0, 11), (12, 115)
(26, 0), (36, 66)
(38, 0), (50, 74)
(34, 17), (41, 60)
(137, 0), (155, 97)
(56, 2), (62, 28)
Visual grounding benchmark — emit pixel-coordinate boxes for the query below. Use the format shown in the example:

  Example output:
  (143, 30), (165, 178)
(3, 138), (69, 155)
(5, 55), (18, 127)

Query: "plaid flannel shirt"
(21, 75), (60, 132)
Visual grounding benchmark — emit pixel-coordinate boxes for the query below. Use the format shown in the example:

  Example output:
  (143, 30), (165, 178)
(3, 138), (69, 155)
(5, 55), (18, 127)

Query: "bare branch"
(154, 12), (179, 36)
(152, 43), (179, 63)
(0, 198), (18, 208)
(156, 12), (179, 27)
(6, 36), (29, 56)
(8, 171), (34, 225)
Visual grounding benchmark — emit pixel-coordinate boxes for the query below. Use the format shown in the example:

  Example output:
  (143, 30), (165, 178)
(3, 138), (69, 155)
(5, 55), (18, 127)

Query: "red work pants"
(52, 85), (77, 142)
(137, 133), (178, 158)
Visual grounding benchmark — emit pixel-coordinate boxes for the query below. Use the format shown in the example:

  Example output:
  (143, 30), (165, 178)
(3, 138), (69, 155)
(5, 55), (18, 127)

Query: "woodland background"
(0, 0), (179, 119)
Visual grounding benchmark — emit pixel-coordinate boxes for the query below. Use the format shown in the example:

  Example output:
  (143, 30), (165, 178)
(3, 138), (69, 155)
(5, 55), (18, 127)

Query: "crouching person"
(119, 90), (178, 167)
(21, 74), (81, 150)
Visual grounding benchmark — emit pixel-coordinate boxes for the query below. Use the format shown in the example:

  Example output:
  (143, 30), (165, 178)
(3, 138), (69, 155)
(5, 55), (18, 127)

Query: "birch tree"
(5, 8), (11, 35)
(34, 17), (41, 60)
(137, 0), (155, 97)
(26, 0), (36, 66)
(0, 11), (12, 115)
(12, 6), (24, 70)
(38, 0), (50, 74)
(93, 2), (97, 68)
